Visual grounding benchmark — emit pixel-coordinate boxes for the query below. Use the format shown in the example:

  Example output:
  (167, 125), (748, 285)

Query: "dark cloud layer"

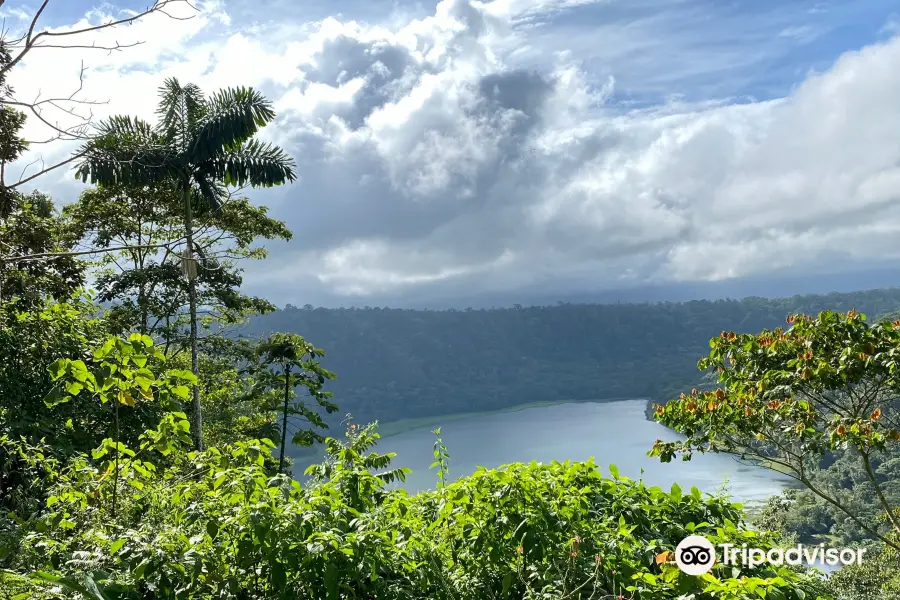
(11, 0), (900, 306)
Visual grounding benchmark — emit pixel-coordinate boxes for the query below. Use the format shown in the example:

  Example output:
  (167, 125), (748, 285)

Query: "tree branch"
(0, 1), (195, 80)
(2, 240), (175, 264)
(861, 450), (900, 534)
(9, 151), (84, 189)
(0, 1), (198, 186)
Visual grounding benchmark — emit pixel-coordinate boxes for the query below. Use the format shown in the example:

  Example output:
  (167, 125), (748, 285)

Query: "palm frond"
(192, 175), (228, 213)
(94, 114), (158, 143)
(188, 87), (277, 163)
(74, 116), (175, 186)
(202, 139), (297, 188)
(156, 77), (207, 151)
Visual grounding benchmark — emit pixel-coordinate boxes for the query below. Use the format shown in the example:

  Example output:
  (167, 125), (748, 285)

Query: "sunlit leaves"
(653, 310), (900, 460)
(17, 418), (826, 600)
(44, 334), (187, 411)
(38, 334), (196, 519)
(651, 309), (900, 547)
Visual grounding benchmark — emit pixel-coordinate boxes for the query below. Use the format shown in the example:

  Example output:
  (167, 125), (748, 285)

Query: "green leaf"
(43, 386), (69, 408)
(48, 358), (67, 380)
(325, 561), (339, 600)
(502, 572), (514, 594)
(31, 572), (109, 600)
(670, 482), (682, 499)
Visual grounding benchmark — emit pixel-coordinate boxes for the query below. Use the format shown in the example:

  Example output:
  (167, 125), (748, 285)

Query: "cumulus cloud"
(8, 0), (900, 305)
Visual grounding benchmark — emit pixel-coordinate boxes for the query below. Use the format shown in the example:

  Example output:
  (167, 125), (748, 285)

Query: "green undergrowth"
(2, 424), (831, 600)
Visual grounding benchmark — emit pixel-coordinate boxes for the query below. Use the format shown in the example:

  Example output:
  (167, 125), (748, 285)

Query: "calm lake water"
(358, 399), (793, 505)
(297, 399), (837, 569)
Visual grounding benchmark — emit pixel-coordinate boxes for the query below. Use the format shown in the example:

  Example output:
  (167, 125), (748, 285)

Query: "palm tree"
(251, 333), (337, 472)
(73, 78), (297, 450)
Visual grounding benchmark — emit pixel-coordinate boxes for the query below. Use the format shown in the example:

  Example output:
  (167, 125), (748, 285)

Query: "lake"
(368, 399), (793, 505)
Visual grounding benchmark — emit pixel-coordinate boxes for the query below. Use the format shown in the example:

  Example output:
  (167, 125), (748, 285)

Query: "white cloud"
(7, 0), (900, 305)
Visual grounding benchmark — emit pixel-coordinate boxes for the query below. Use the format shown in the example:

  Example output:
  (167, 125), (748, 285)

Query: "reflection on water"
(324, 399), (794, 505)
(294, 400), (843, 571)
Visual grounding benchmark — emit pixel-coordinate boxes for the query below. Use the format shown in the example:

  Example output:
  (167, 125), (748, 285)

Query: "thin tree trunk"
(137, 227), (147, 334)
(113, 401), (119, 518)
(861, 451), (900, 534)
(279, 365), (291, 473)
(183, 182), (203, 451)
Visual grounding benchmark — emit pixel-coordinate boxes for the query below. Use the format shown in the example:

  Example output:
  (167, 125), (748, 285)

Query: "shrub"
(14, 424), (830, 599)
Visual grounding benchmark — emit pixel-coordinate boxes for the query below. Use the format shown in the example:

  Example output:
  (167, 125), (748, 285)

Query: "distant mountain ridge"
(238, 287), (900, 428)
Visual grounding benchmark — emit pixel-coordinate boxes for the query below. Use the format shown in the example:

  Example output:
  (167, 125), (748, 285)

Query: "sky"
(4, 0), (900, 308)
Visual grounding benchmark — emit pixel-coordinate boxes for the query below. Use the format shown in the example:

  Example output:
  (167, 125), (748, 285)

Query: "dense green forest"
(244, 289), (900, 426)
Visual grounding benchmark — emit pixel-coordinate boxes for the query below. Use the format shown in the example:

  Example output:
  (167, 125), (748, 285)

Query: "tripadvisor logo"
(674, 535), (717, 575)
(672, 535), (866, 575)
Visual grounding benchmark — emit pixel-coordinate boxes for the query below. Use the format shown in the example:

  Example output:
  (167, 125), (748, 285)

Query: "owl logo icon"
(674, 535), (716, 575)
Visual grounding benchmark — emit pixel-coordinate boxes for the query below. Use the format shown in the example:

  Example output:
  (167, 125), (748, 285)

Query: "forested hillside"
(242, 288), (900, 425)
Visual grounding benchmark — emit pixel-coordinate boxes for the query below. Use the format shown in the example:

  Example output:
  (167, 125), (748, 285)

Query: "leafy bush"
(823, 539), (900, 600)
(0, 295), (111, 459)
(12, 424), (830, 599)
(653, 310), (900, 550)
(0, 569), (59, 599)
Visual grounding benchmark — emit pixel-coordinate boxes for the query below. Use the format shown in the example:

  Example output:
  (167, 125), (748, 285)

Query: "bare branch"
(2, 241), (174, 264)
(9, 40), (143, 53)
(5, 61), (102, 143)
(9, 150), (83, 189)
(14, 154), (43, 181)
(0, 1), (195, 80)
(0, 1), (197, 186)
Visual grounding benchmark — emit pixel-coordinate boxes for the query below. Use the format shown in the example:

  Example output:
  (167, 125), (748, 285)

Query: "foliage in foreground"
(754, 445), (900, 546)
(821, 537), (900, 600)
(651, 309), (900, 550)
(73, 77), (298, 450)
(4, 422), (830, 600)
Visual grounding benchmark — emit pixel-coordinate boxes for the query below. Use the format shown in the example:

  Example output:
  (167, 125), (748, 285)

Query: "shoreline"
(375, 396), (646, 438)
(291, 398), (642, 465)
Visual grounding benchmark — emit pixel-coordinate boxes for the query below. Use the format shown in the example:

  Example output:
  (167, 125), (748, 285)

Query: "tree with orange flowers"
(650, 309), (900, 551)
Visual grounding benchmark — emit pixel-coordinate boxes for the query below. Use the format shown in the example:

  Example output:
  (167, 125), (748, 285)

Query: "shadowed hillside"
(240, 288), (900, 426)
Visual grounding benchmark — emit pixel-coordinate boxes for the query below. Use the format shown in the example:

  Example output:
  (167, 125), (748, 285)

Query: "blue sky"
(6, 0), (900, 307)
(33, 0), (898, 104)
